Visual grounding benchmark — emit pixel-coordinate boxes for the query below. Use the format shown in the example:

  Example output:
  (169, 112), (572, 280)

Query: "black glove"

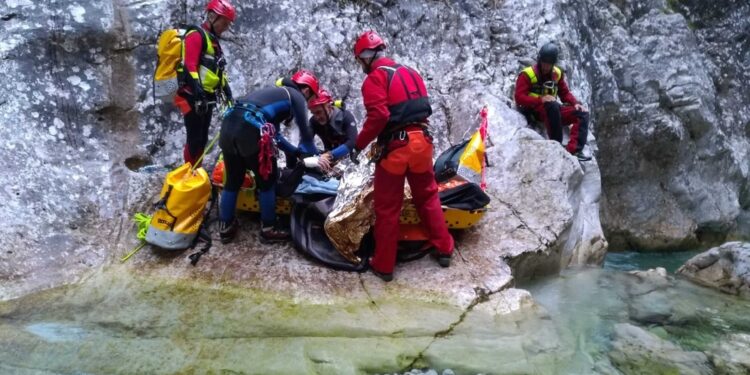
(224, 84), (233, 102)
(350, 147), (361, 165)
(190, 80), (209, 115)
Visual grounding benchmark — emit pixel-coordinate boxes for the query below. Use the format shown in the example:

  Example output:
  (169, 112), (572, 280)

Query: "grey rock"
(624, 268), (675, 325)
(0, 0), (608, 301)
(582, 1), (750, 250)
(677, 242), (750, 298)
(609, 323), (713, 375)
(707, 333), (750, 375)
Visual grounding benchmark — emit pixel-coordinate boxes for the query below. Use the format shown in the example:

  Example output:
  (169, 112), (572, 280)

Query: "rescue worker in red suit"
(514, 42), (592, 161)
(351, 30), (454, 282)
(174, 0), (235, 166)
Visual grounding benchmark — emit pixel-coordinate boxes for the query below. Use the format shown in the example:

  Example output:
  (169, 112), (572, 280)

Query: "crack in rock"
(402, 283), (510, 370)
(492, 194), (551, 250)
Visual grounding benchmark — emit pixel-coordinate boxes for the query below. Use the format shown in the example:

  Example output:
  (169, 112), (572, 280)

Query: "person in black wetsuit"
(218, 73), (318, 243)
(307, 88), (357, 171)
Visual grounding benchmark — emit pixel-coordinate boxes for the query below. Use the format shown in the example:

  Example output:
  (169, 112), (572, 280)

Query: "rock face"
(609, 323), (713, 375)
(677, 241), (750, 298)
(571, 0), (750, 250)
(0, 0), (609, 300)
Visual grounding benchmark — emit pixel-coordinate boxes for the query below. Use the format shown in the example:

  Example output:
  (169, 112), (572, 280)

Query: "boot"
(219, 219), (238, 244)
(434, 250), (452, 268)
(369, 265), (394, 282)
(574, 151), (592, 162)
(260, 225), (290, 243)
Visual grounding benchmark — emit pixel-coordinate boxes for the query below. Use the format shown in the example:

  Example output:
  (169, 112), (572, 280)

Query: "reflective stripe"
(182, 29), (224, 93)
(522, 65), (562, 98)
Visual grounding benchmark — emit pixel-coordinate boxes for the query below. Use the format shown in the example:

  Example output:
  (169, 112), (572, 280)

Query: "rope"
(479, 106), (489, 191)
(120, 212), (152, 262)
(133, 212), (151, 240)
(258, 123), (276, 180)
(190, 131), (221, 173)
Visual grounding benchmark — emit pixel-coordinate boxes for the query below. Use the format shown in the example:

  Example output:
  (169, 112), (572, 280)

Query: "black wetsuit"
(218, 83), (316, 227)
(310, 107), (357, 160)
(219, 85), (315, 192)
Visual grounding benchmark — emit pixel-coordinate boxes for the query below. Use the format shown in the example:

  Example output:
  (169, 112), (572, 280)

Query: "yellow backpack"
(145, 163), (212, 250)
(152, 25), (206, 101)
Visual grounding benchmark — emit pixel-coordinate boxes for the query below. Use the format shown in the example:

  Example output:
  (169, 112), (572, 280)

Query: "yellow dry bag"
(145, 163), (211, 250)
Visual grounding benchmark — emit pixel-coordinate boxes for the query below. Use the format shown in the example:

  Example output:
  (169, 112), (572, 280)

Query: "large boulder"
(568, 0), (750, 250)
(677, 241), (750, 298)
(0, 0), (607, 301)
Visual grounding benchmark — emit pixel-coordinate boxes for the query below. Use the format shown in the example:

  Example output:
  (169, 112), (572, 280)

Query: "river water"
(1, 251), (748, 374)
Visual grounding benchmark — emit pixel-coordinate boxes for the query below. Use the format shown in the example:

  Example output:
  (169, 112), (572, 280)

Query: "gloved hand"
(191, 80), (209, 115)
(195, 99), (210, 115)
(303, 156), (320, 168)
(350, 147), (361, 165)
(223, 84), (234, 106)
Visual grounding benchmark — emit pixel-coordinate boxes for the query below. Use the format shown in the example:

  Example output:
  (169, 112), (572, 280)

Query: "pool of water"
(525, 251), (750, 373)
(603, 250), (703, 273)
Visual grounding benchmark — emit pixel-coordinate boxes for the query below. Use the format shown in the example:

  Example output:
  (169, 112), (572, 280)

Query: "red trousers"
(370, 131), (454, 274)
(532, 103), (588, 154)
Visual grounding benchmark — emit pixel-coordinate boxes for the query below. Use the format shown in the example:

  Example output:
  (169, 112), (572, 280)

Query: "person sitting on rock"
(306, 88), (358, 172)
(217, 72), (318, 244)
(514, 42), (592, 162)
(351, 30), (454, 282)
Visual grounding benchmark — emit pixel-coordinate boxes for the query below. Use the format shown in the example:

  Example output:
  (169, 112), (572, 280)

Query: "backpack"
(145, 162), (212, 250)
(152, 25), (206, 101)
(378, 64), (432, 126)
(434, 138), (470, 183)
(434, 129), (488, 184)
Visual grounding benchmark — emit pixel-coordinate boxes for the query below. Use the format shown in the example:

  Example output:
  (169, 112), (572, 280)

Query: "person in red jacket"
(173, 0), (235, 166)
(351, 30), (454, 282)
(514, 42), (591, 161)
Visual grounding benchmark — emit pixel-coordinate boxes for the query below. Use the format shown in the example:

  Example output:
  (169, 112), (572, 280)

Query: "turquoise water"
(526, 251), (750, 373)
(603, 250), (703, 273)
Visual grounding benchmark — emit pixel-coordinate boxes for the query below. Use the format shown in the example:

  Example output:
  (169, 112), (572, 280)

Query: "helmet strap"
(206, 12), (220, 38)
(359, 56), (376, 74)
(323, 105), (332, 124)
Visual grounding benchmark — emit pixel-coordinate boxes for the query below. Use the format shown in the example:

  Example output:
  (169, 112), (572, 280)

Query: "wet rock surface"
(528, 266), (750, 375)
(707, 333), (750, 375)
(677, 241), (750, 298)
(609, 323), (713, 375)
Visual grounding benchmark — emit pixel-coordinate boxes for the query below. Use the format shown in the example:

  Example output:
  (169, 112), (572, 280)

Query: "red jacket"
(355, 57), (431, 150)
(514, 64), (577, 109)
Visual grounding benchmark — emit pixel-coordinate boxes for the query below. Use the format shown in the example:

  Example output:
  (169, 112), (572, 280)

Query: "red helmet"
(308, 88), (333, 108)
(354, 30), (386, 57)
(206, 0), (236, 22)
(291, 69), (320, 94)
